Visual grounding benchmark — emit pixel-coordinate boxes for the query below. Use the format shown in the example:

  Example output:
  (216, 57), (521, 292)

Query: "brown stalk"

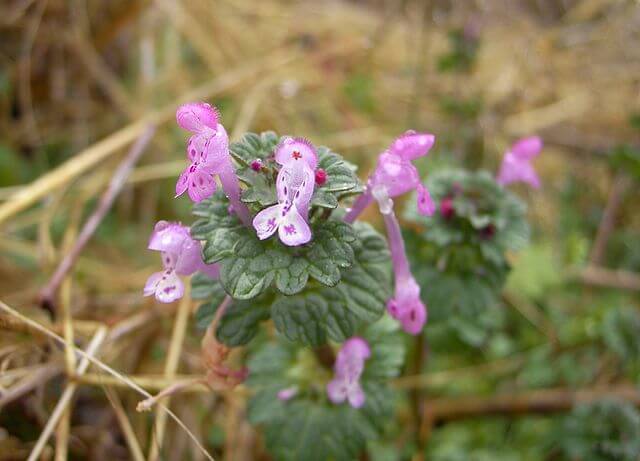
(39, 125), (156, 314)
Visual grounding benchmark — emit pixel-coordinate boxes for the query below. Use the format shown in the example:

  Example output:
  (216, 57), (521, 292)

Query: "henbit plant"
(140, 102), (542, 460)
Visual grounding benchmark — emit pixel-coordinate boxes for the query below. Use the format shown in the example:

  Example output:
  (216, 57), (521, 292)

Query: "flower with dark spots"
(327, 337), (371, 408)
(344, 130), (436, 223)
(144, 221), (219, 303)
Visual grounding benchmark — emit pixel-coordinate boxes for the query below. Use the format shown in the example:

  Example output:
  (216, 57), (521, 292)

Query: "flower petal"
(175, 166), (191, 197)
(176, 102), (219, 133)
(278, 208), (311, 246)
(327, 379), (348, 404)
(416, 183), (436, 216)
(399, 299), (427, 335)
(347, 383), (366, 408)
(372, 153), (420, 197)
(274, 137), (318, 170)
(253, 204), (283, 240)
(200, 124), (230, 172)
(187, 171), (217, 203)
(175, 239), (203, 275)
(390, 131), (435, 160)
(148, 221), (189, 253)
(154, 270), (185, 303)
(144, 271), (164, 297)
(511, 136), (542, 160)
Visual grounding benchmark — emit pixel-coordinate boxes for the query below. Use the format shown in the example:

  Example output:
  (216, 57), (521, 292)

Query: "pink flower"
(386, 277), (427, 335)
(274, 137), (318, 170)
(327, 337), (371, 408)
(252, 138), (317, 246)
(372, 186), (427, 335)
(344, 131), (435, 223)
(175, 103), (227, 203)
(175, 102), (252, 226)
(497, 136), (542, 188)
(277, 387), (298, 401)
(144, 221), (219, 303)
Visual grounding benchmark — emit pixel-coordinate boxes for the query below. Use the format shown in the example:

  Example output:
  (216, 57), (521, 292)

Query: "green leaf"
(191, 195), (245, 263)
(229, 131), (280, 166)
(246, 330), (401, 461)
(206, 216), (358, 300)
(270, 222), (391, 345)
(216, 296), (272, 346)
(316, 146), (359, 193)
(191, 272), (227, 301)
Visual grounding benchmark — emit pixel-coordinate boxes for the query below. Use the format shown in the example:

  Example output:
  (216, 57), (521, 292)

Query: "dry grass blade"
(0, 300), (215, 461)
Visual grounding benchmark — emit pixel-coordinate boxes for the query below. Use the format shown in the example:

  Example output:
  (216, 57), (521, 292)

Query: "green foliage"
(609, 144), (640, 181)
(560, 399), (640, 461)
(506, 244), (562, 300)
(230, 132), (360, 211)
(191, 194), (359, 300)
(193, 219), (391, 346)
(602, 306), (640, 366)
(343, 73), (376, 113)
(404, 168), (529, 345)
(246, 318), (405, 461)
(437, 28), (479, 73)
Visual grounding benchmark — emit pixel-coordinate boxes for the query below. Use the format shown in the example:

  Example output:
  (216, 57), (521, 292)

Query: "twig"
(39, 125), (156, 313)
(147, 287), (193, 461)
(0, 50), (294, 226)
(578, 265), (640, 291)
(423, 385), (640, 427)
(27, 327), (108, 461)
(589, 173), (632, 265)
(0, 363), (63, 408)
(0, 299), (215, 461)
(104, 387), (146, 461)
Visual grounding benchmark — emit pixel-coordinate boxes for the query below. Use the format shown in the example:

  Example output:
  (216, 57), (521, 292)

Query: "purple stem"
(219, 166), (252, 227)
(343, 188), (373, 223)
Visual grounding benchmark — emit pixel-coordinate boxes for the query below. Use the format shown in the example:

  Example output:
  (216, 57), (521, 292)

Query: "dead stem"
(39, 125), (156, 314)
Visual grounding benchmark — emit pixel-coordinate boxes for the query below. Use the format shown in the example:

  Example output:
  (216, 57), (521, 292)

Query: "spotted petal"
(275, 137), (318, 170)
(278, 207), (311, 246)
(253, 203), (283, 240)
(416, 183), (436, 216)
(144, 269), (184, 303)
(187, 170), (217, 203)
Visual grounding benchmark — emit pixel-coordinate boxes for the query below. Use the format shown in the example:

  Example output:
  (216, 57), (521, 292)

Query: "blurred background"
(1, 0), (640, 459)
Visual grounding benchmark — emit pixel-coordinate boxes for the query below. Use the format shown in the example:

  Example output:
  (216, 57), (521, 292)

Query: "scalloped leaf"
(270, 222), (391, 345)
(245, 318), (403, 461)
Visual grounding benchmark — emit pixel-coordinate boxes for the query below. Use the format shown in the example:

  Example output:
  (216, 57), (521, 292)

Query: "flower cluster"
(327, 337), (371, 408)
(175, 102), (252, 226)
(144, 221), (219, 303)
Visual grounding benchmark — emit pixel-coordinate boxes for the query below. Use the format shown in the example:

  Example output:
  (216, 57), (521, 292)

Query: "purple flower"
(497, 136), (542, 188)
(274, 137), (318, 170)
(327, 337), (371, 408)
(175, 102), (252, 226)
(373, 186), (427, 335)
(252, 138), (317, 246)
(144, 221), (219, 303)
(277, 386), (298, 401)
(344, 131), (435, 223)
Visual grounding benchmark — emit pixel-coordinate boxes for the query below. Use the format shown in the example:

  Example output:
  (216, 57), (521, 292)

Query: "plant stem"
(313, 344), (336, 370)
(39, 125), (156, 315)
